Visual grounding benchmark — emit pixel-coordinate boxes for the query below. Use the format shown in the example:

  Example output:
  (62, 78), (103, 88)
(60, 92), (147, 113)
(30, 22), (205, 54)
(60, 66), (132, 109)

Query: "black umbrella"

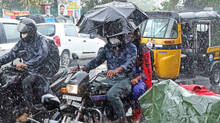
(77, 1), (148, 37)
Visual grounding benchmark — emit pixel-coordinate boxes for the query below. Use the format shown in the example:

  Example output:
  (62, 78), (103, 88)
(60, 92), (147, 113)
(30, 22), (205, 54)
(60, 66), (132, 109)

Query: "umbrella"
(77, 1), (148, 37)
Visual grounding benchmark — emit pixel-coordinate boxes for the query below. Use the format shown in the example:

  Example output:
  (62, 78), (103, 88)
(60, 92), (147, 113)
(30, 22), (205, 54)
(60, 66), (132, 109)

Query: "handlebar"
(89, 71), (107, 83)
(0, 66), (30, 89)
(2, 66), (28, 73)
(89, 70), (127, 83)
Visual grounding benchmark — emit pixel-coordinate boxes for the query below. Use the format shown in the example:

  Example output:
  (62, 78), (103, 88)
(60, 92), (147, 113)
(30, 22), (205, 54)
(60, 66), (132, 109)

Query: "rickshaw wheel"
(210, 67), (220, 85)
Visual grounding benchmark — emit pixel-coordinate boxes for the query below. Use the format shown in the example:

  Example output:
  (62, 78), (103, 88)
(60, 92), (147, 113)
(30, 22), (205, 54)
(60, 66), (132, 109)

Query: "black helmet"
(107, 34), (124, 48)
(17, 18), (37, 42)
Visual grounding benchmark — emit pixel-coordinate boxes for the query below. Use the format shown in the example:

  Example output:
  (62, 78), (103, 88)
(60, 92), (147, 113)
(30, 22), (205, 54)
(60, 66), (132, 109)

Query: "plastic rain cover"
(139, 80), (220, 123)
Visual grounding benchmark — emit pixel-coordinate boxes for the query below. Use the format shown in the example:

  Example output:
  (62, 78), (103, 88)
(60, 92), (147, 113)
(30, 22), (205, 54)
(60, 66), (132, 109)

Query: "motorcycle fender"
(209, 61), (220, 73)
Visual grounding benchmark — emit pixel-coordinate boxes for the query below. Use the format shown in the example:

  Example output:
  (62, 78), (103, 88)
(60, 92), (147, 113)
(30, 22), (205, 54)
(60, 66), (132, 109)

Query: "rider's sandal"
(16, 113), (28, 123)
(15, 106), (33, 123)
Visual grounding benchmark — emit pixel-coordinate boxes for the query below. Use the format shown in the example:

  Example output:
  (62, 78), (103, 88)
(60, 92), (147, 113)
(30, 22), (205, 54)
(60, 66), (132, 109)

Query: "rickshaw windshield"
(143, 18), (178, 39)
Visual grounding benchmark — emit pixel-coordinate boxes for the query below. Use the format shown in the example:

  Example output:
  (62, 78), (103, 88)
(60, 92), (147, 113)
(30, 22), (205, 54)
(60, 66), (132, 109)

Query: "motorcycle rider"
(73, 33), (137, 123)
(0, 18), (60, 122)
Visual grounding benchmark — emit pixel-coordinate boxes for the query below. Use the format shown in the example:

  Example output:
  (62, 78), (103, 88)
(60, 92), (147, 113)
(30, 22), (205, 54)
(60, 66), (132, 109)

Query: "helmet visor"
(17, 23), (30, 33)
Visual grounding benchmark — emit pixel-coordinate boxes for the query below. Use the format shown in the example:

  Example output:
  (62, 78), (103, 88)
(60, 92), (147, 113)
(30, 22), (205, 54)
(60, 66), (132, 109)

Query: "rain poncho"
(0, 33), (59, 77)
(139, 80), (220, 123)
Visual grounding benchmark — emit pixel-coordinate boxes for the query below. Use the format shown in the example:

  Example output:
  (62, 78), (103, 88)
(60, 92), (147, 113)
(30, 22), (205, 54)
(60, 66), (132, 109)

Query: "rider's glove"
(16, 64), (27, 70)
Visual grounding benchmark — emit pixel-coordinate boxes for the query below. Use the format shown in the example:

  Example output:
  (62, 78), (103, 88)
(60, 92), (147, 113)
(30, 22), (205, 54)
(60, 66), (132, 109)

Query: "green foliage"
(81, 0), (110, 11)
(160, 0), (179, 11)
(1, 0), (45, 10)
(160, 1), (169, 10)
(0, 0), (59, 16)
(81, 0), (127, 11)
(184, 0), (220, 10)
(161, 0), (220, 11)
(1, 0), (131, 16)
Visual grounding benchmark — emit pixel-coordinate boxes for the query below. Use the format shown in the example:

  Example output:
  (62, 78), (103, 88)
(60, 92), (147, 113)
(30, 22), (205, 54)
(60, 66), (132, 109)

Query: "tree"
(128, 0), (157, 11)
(161, 0), (220, 11)
(160, 0), (180, 11)
(184, 0), (220, 11)
(1, 0), (47, 10)
(81, 0), (128, 11)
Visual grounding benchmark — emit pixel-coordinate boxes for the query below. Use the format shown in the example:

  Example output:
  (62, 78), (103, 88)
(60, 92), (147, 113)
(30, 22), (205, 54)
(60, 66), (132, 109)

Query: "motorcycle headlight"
(66, 84), (78, 94)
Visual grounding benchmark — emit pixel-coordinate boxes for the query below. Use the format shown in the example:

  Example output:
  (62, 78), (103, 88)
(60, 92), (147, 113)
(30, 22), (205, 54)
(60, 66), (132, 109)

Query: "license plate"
(68, 100), (81, 108)
(63, 95), (82, 102)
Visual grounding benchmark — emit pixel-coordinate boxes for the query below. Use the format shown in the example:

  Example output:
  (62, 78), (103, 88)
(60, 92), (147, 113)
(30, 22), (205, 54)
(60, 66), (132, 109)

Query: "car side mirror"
(90, 34), (95, 39)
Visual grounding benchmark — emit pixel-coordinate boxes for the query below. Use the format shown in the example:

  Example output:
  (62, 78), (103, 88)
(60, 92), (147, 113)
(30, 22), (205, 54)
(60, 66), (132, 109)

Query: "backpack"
(45, 38), (60, 75)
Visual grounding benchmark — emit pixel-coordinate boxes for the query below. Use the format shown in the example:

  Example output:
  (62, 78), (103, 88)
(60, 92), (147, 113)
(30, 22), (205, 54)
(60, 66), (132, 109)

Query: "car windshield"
(142, 18), (178, 39)
(37, 24), (55, 37)
(2, 23), (20, 43)
(64, 25), (78, 37)
(78, 33), (90, 38)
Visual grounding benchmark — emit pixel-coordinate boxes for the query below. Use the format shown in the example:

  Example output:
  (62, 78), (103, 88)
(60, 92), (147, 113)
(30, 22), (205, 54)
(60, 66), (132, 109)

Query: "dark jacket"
(0, 33), (59, 77)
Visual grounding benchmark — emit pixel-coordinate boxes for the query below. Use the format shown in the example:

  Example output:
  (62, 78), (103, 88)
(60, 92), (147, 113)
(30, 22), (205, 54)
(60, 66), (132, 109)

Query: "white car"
(0, 18), (20, 55)
(37, 23), (106, 67)
(0, 18), (20, 65)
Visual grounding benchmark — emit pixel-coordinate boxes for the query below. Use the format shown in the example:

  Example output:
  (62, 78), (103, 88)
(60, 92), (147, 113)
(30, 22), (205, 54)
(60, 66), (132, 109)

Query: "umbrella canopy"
(77, 1), (148, 37)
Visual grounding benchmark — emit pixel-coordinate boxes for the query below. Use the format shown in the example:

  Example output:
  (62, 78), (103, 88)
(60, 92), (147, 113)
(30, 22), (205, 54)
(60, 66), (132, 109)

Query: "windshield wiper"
(157, 22), (169, 34)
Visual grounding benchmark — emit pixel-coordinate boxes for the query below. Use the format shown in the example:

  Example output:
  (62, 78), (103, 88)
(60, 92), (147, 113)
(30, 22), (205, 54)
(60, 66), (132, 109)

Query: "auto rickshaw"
(141, 11), (182, 79)
(141, 11), (220, 85)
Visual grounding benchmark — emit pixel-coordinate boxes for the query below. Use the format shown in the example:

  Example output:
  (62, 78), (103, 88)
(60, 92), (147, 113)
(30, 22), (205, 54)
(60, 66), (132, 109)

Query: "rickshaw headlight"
(209, 54), (214, 62)
(66, 84), (78, 94)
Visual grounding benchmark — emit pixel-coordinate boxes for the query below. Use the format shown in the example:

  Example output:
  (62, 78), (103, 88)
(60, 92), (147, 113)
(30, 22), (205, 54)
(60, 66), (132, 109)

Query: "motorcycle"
(0, 51), (60, 123)
(49, 54), (144, 123)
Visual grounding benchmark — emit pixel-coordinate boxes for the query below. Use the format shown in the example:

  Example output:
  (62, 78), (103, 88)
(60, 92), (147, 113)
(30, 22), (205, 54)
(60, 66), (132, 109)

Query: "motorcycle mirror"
(41, 94), (60, 110)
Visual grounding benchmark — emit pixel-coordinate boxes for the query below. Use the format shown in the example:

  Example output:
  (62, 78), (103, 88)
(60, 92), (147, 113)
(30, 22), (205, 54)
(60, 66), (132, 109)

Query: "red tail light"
(53, 36), (61, 47)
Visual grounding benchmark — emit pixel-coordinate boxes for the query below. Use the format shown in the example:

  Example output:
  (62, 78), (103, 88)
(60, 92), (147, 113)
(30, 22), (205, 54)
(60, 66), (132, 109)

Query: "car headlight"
(66, 84), (78, 94)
